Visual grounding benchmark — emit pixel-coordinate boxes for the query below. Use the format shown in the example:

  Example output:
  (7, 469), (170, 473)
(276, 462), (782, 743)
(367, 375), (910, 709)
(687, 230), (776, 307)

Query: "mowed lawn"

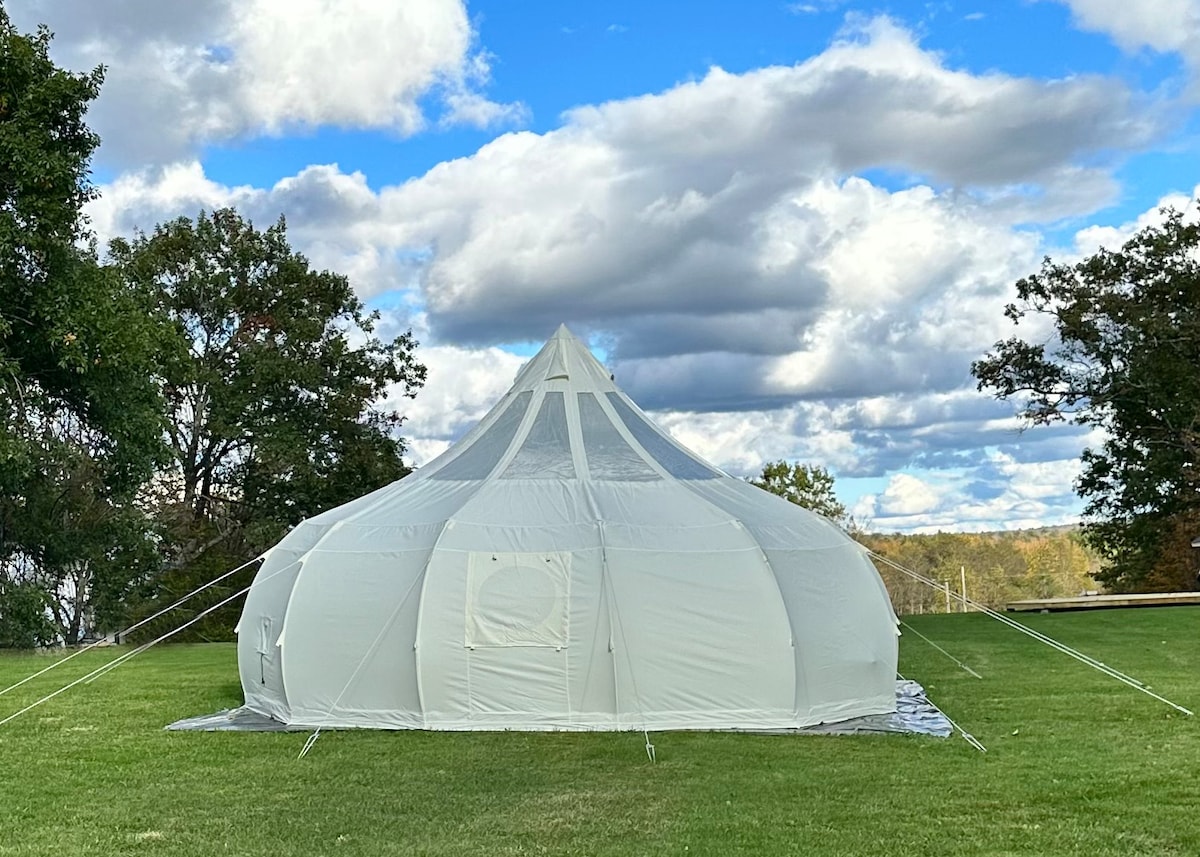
(0, 607), (1196, 857)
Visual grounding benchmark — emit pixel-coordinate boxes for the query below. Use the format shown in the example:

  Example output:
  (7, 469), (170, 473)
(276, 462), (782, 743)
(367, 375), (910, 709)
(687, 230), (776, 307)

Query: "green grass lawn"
(0, 607), (1196, 857)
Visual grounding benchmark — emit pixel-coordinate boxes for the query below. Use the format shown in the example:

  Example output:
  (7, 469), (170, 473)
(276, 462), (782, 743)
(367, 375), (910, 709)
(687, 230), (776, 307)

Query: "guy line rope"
(868, 550), (1194, 717)
(0, 554), (282, 729)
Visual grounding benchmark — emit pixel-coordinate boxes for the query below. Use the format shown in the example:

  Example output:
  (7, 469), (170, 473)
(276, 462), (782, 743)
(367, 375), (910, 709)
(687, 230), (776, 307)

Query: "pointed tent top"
(510, 323), (616, 393)
(417, 323), (724, 483)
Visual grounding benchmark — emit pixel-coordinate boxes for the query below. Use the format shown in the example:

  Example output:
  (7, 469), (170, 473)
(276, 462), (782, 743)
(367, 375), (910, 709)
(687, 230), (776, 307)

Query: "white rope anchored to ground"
(898, 620), (982, 679)
(871, 550), (1194, 717)
(0, 554), (265, 701)
(0, 553), (308, 730)
(876, 552), (1157, 690)
(0, 583), (254, 729)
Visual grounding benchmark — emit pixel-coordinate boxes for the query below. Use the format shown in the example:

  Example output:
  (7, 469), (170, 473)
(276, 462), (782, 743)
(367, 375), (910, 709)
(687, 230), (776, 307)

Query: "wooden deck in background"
(1006, 592), (1200, 612)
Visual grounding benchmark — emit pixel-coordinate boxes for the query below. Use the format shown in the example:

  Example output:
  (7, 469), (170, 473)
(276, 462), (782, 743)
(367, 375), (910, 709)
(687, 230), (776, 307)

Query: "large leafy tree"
(972, 207), (1200, 591)
(750, 461), (850, 525)
(110, 209), (428, 583)
(0, 11), (166, 643)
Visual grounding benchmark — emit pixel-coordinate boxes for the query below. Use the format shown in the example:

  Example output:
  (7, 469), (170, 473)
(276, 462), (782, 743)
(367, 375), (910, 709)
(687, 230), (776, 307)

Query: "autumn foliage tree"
(862, 530), (1098, 614)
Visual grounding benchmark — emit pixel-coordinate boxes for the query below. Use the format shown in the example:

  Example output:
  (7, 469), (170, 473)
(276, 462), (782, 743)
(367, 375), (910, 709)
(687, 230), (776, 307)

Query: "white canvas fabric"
(235, 325), (899, 731)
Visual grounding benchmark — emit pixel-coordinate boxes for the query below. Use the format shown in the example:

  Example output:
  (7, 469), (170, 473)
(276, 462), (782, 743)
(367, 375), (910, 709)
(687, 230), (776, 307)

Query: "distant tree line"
(750, 462), (1104, 613)
(0, 14), (425, 647)
(860, 530), (1098, 614)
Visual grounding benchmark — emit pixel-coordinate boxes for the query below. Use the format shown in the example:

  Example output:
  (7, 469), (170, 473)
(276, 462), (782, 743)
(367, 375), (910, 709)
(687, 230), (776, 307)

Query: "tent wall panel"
(764, 546), (897, 722)
(280, 547), (431, 726)
(604, 547), (796, 727)
(568, 549), (617, 721)
(237, 519), (339, 719)
(413, 547), (473, 724)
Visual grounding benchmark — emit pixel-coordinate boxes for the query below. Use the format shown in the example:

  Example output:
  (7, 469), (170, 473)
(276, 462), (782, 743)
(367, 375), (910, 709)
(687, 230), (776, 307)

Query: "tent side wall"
(279, 526), (441, 728)
(685, 479), (899, 722)
(238, 521), (341, 722)
(764, 545), (898, 722)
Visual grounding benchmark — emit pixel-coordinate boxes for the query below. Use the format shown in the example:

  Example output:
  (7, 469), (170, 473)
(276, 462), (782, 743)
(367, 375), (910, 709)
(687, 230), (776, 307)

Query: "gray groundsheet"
(166, 679), (951, 737)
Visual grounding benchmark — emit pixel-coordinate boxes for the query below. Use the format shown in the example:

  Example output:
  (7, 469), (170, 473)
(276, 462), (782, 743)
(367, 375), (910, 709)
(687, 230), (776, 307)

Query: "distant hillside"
(858, 527), (1099, 615)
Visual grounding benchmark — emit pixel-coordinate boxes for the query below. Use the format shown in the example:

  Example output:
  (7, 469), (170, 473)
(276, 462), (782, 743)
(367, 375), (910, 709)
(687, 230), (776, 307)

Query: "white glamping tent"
(234, 325), (900, 731)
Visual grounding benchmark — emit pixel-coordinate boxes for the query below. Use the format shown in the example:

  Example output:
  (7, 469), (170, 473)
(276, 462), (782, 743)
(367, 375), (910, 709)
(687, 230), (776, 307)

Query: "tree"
(1, 11), (167, 644)
(859, 529), (1099, 614)
(109, 208), (428, 588)
(750, 461), (849, 525)
(972, 207), (1200, 590)
(0, 578), (57, 648)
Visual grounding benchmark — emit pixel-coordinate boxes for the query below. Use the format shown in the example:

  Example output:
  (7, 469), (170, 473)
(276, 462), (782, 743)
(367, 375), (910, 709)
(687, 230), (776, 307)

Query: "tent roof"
(416, 324), (724, 484)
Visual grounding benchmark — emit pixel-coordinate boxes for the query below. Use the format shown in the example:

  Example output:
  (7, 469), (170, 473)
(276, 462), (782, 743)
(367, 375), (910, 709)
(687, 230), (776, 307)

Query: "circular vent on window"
(466, 552), (571, 648)
(477, 565), (559, 631)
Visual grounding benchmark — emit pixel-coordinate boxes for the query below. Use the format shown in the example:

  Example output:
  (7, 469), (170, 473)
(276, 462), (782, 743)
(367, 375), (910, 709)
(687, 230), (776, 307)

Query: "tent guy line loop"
(870, 551), (1194, 717)
(899, 620), (982, 679)
(298, 729), (322, 759)
(0, 553), (266, 701)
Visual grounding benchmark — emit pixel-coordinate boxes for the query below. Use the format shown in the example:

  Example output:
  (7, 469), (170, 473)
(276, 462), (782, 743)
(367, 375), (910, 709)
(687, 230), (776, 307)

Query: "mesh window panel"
(606, 393), (719, 480)
(577, 393), (660, 481)
(431, 391), (532, 480)
(501, 392), (577, 479)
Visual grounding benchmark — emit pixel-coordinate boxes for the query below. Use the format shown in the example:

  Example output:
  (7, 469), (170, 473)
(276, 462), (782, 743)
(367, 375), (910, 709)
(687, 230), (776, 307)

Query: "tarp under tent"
(227, 325), (904, 732)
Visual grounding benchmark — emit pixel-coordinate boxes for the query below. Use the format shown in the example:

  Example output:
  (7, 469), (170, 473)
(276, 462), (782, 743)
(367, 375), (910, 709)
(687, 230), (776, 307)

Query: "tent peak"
(507, 323), (614, 393)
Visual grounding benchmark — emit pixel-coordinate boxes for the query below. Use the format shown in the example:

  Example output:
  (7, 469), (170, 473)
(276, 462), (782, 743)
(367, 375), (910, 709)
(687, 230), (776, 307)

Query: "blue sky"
(11, 0), (1200, 532)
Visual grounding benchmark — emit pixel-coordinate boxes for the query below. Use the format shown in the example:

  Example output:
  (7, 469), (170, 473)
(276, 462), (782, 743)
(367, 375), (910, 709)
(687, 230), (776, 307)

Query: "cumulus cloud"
(372, 17), (1153, 356)
(1056, 0), (1200, 80)
(1072, 182), (1200, 256)
(75, 14), (1182, 531)
(386, 341), (526, 464)
(7, 0), (525, 165)
(852, 452), (1087, 533)
(877, 473), (943, 516)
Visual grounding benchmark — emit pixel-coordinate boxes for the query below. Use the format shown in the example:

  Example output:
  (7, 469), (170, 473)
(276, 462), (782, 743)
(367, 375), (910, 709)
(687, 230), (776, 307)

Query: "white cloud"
(1056, 0), (1200, 94)
(8, 0), (524, 165)
(394, 343), (526, 448)
(853, 451), (1087, 533)
(878, 473), (943, 516)
(1057, 0), (1200, 56)
(76, 15), (1185, 532)
(1072, 183), (1200, 256)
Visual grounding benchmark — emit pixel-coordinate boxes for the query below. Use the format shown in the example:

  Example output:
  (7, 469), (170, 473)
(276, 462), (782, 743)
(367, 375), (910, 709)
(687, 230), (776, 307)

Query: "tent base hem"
(165, 679), (950, 738)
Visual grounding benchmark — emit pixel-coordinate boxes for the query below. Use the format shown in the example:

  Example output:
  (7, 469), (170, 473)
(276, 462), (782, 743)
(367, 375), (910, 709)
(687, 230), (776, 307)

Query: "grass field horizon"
(2, 607), (1197, 856)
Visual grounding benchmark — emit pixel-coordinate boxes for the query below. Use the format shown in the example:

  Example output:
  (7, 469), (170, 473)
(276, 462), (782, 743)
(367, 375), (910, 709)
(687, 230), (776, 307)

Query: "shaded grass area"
(1, 607), (1197, 856)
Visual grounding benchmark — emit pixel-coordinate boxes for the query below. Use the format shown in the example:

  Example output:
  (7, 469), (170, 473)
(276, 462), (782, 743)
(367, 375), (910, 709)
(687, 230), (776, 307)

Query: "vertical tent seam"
(412, 518), (456, 730)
